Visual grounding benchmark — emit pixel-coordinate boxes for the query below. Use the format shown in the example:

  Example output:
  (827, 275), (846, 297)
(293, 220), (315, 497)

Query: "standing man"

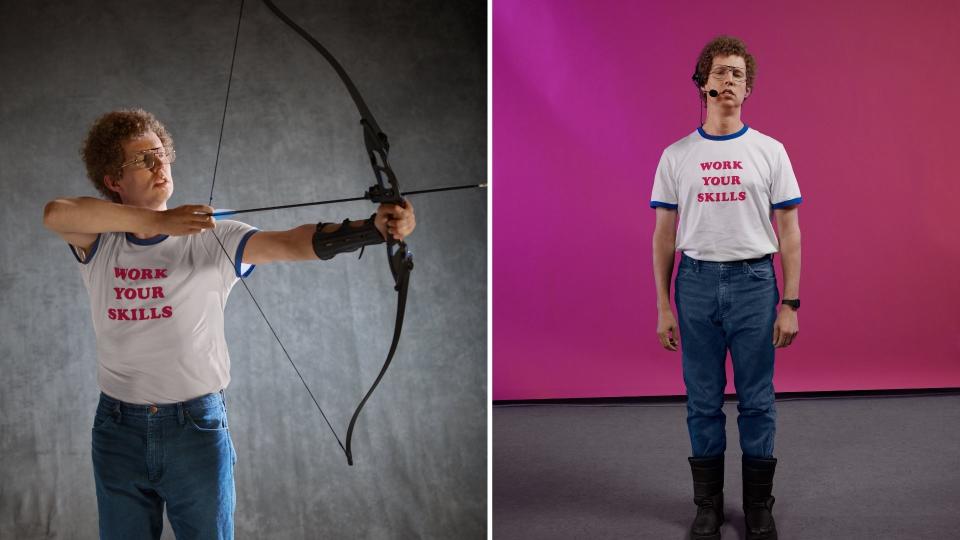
(650, 36), (801, 540)
(42, 109), (416, 539)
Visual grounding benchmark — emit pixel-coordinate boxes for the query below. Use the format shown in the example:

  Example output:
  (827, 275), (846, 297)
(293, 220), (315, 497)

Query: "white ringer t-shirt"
(72, 220), (258, 404)
(649, 125), (802, 262)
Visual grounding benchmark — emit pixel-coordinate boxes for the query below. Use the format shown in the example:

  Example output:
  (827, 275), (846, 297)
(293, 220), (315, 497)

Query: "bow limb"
(211, 0), (413, 466)
(345, 259), (410, 465)
(260, 0), (414, 466)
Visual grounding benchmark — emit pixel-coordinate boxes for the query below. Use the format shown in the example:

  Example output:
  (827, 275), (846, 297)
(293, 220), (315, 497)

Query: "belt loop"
(177, 402), (185, 426)
(113, 403), (122, 424)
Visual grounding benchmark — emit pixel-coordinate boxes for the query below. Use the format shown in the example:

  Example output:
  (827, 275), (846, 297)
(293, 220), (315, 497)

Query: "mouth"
(153, 178), (169, 188)
(722, 90), (735, 96)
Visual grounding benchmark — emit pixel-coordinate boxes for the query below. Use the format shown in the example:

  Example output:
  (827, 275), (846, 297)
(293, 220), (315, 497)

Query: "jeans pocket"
(185, 405), (229, 432)
(92, 408), (113, 431)
(744, 262), (775, 281)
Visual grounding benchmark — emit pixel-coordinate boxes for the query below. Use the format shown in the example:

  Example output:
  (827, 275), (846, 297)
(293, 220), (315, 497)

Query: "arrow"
(211, 182), (486, 218)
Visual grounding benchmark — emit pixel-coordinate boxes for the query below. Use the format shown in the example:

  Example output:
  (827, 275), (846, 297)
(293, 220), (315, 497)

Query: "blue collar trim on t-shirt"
(697, 124), (749, 141)
(125, 232), (169, 245)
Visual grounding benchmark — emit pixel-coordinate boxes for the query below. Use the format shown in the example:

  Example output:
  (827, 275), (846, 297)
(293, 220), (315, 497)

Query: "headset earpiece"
(691, 62), (704, 89)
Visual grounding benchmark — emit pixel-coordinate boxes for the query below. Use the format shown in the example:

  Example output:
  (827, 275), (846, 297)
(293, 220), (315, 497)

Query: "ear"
(745, 86), (752, 100)
(104, 174), (122, 195)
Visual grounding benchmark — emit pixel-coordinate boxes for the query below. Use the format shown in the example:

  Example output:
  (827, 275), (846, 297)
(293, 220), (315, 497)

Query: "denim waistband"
(681, 252), (773, 266)
(98, 391), (224, 418)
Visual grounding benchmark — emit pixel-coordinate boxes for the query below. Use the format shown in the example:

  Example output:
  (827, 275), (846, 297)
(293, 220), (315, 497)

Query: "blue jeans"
(91, 391), (236, 540)
(674, 252), (779, 459)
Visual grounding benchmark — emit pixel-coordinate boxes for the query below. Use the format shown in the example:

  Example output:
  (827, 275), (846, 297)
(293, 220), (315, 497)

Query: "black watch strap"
(781, 298), (800, 310)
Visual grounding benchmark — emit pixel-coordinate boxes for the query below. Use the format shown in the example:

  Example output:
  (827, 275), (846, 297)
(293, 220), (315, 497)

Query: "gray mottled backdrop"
(0, 0), (487, 538)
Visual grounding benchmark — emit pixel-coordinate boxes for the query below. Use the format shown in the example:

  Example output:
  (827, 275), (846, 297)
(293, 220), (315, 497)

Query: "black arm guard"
(312, 214), (385, 260)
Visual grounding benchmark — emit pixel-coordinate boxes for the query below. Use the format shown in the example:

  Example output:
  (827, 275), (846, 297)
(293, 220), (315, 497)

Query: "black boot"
(742, 456), (778, 540)
(688, 455), (724, 540)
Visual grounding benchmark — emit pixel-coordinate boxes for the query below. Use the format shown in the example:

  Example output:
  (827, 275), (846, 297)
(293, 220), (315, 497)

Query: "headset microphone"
(708, 89), (719, 98)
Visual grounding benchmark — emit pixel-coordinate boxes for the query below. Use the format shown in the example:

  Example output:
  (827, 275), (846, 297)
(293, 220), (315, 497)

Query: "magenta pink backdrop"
(493, 0), (960, 400)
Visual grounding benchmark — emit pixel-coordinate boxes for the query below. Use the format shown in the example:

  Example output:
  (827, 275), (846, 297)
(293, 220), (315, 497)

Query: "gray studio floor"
(492, 394), (960, 539)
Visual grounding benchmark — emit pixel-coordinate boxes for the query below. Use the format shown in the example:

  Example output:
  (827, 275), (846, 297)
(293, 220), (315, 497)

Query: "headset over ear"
(692, 62), (708, 106)
(691, 63), (705, 90)
(692, 62), (710, 123)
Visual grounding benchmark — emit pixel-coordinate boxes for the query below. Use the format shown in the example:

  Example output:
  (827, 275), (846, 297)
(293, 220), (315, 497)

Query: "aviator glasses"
(709, 65), (747, 83)
(120, 147), (176, 172)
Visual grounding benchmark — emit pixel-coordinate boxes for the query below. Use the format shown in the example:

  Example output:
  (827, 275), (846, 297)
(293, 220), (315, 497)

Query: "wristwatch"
(781, 298), (800, 311)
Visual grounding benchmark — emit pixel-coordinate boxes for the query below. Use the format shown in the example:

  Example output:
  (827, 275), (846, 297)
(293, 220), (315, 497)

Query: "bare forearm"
(43, 197), (157, 236)
(778, 229), (801, 298)
(652, 231), (677, 311)
(275, 224), (317, 262)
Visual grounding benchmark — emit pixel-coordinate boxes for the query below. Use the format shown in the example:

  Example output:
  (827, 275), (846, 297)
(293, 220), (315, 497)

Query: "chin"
(150, 189), (173, 210)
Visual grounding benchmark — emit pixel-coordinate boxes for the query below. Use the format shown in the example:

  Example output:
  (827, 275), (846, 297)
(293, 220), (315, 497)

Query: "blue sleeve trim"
(234, 229), (259, 278)
(771, 197), (803, 209)
(650, 201), (679, 209)
(70, 234), (101, 264)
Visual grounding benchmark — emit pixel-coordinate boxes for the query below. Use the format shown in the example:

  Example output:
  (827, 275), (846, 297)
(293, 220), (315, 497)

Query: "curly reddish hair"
(693, 35), (756, 105)
(80, 109), (174, 203)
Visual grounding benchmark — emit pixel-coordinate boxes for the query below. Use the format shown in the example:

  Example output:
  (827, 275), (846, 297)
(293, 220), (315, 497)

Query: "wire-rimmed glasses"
(119, 147), (176, 171)
(709, 65), (747, 83)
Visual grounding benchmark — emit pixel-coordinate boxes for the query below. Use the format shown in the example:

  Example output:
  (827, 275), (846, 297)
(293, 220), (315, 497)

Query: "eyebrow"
(134, 146), (164, 155)
(712, 65), (745, 70)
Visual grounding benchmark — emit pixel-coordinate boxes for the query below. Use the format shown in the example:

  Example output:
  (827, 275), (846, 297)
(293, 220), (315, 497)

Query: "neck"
(701, 107), (744, 136)
(123, 200), (168, 240)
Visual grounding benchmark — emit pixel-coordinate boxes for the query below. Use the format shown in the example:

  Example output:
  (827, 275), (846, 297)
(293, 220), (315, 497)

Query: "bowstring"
(207, 0), (346, 455)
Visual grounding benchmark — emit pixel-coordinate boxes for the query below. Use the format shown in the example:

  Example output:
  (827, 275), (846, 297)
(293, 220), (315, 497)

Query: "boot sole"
(746, 531), (777, 540)
(691, 516), (724, 540)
